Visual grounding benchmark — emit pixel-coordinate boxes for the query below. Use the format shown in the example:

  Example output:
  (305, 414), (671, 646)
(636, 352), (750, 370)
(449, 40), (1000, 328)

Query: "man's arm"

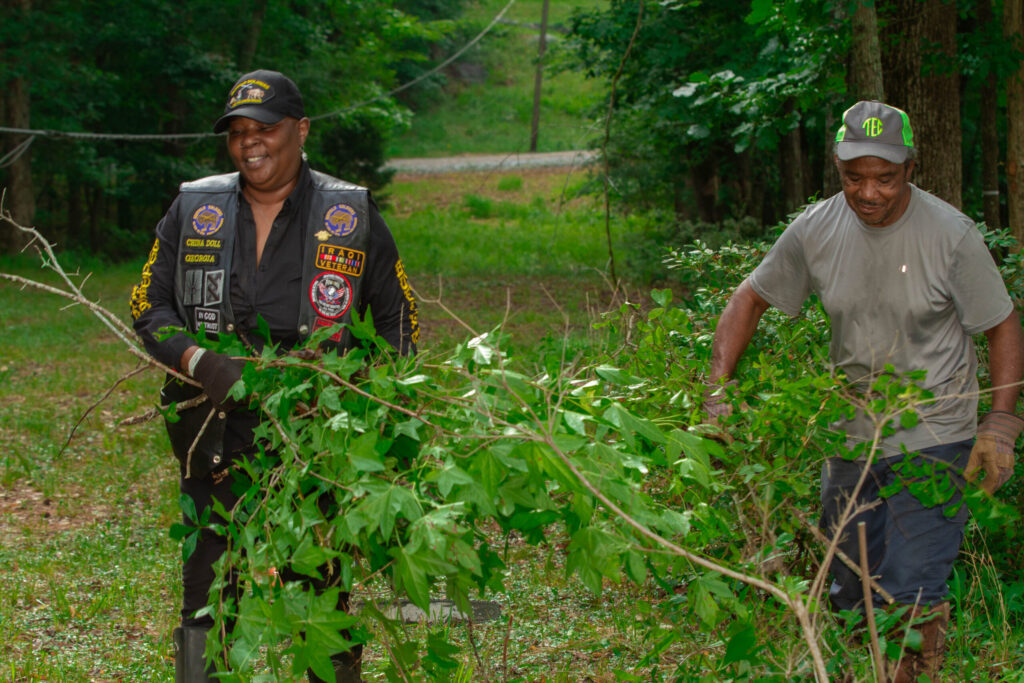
(968, 310), (1024, 493)
(983, 310), (1024, 412)
(709, 278), (772, 383)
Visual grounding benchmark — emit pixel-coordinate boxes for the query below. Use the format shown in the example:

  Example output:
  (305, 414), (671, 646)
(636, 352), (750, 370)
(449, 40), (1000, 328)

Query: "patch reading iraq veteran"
(309, 272), (352, 319)
(192, 204), (224, 236)
(324, 204), (358, 238)
(316, 244), (365, 277)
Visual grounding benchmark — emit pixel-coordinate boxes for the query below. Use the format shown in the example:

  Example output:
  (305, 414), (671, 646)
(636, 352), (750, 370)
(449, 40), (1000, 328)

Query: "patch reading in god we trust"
(192, 205), (224, 236)
(315, 244), (365, 277)
(323, 204), (358, 238)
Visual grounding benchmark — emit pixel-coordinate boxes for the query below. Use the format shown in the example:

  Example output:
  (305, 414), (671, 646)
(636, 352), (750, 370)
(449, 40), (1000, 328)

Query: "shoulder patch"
(192, 204), (225, 236)
(324, 204), (358, 238)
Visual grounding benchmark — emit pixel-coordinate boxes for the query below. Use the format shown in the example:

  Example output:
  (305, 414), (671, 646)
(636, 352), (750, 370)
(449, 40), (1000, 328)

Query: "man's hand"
(966, 411), (1024, 494)
(703, 379), (737, 422)
(191, 350), (247, 410)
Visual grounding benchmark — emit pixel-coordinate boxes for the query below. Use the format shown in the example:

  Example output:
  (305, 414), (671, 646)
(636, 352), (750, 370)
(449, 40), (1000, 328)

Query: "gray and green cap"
(835, 101), (914, 163)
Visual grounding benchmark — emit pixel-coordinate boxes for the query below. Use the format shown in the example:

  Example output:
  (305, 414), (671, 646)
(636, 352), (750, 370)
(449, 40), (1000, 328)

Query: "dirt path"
(386, 149), (597, 174)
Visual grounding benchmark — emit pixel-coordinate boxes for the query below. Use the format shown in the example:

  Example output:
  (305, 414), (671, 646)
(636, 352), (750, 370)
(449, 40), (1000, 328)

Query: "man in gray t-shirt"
(705, 101), (1024, 680)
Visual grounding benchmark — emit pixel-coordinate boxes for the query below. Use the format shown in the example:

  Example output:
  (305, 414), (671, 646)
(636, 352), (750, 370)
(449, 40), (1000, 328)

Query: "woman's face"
(225, 116), (309, 197)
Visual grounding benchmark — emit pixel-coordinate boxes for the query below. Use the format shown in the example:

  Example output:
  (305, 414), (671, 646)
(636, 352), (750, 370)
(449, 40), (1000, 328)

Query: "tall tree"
(0, 0), (35, 252)
(880, 0), (961, 207)
(848, 0), (885, 101)
(1005, 0), (1024, 244)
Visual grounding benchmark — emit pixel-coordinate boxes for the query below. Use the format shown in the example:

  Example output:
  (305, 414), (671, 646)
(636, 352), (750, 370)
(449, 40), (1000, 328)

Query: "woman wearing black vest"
(130, 70), (418, 683)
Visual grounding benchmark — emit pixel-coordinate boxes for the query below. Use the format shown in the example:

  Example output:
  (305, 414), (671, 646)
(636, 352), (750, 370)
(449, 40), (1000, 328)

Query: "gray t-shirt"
(749, 185), (1012, 455)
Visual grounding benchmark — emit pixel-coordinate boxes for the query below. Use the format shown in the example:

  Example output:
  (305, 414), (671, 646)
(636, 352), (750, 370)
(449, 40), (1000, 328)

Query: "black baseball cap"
(835, 101), (914, 164)
(213, 69), (306, 134)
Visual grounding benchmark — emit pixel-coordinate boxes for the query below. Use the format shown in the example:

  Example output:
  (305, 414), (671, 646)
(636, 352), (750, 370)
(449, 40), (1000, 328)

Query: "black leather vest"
(172, 170), (371, 350)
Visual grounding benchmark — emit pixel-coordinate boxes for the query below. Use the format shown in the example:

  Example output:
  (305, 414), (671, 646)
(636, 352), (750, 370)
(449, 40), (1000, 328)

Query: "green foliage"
(562, 0), (845, 223)
(0, 0), (459, 259)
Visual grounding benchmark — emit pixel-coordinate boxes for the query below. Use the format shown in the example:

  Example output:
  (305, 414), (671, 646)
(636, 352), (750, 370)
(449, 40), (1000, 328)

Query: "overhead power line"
(0, 0), (515, 145)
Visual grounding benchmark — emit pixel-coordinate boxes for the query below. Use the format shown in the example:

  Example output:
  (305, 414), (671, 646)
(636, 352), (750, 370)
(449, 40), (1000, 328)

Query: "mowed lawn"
(0, 166), (667, 681)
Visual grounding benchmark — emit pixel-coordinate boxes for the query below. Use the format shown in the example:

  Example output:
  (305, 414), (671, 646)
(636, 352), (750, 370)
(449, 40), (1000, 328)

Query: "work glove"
(191, 349), (247, 410)
(703, 379), (737, 422)
(698, 379), (739, 443)
(966, 411), (1024, 494)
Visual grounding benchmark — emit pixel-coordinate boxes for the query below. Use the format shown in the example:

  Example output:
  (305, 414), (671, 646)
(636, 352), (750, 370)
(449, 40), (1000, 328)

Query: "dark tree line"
(562, 0), (1024, 244)
(0, 0), (467, 258)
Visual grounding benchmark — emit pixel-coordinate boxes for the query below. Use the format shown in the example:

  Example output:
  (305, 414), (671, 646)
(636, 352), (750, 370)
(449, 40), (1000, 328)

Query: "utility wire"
(0, 0), (516, 143)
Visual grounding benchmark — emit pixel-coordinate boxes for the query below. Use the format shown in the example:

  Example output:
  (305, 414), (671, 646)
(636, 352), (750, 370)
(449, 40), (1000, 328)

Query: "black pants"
(178, 461), (361, 674)
(180, 465), (239, 627)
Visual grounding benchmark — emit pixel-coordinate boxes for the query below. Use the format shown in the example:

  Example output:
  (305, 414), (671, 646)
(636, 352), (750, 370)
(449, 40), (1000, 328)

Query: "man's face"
(835, 155), (915, 227)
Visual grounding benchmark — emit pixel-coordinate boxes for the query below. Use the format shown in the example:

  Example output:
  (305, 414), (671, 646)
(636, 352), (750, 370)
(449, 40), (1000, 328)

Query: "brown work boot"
(888, 601), (950, 682)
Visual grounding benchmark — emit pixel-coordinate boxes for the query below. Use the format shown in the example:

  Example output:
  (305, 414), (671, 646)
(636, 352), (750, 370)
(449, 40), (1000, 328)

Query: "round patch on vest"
(324, 204), (358, 237)
(192, 204), (225, 236)
(309, 272), (353, 319)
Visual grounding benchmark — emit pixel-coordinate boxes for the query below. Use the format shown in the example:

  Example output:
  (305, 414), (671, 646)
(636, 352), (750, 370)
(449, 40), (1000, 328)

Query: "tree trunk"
(238, 0), (269, 72)
(980, 0), (1001, 229)
(881, 0), (962, 207)
(848, 0), (885, 101)
(1005, 0), (1024, 246)
(1, 0), (35, 253)
(780, 102), (805, 212)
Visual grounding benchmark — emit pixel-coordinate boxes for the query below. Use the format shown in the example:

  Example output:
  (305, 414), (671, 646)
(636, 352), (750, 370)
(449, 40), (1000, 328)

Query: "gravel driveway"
(385, 149), (597, 174)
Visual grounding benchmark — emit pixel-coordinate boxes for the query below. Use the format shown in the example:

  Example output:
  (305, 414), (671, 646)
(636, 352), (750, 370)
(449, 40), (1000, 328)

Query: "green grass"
(386, 0), (606, 158)
(0, 169), (641, 681)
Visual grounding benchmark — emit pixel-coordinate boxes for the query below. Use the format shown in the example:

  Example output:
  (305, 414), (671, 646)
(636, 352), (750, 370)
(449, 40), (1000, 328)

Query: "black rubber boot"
(307, 644), (363, 683)
(173, 626), (215, 683)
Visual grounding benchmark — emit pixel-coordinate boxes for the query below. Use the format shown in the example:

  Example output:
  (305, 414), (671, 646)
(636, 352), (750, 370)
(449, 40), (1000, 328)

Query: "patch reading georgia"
(316, 244), (365, 277)
(313, 317), (344, 343)
(309, 272), (353, 319)
(192, 204), (224, 236)
(184, 252), (220, 265)
(323, 204), (358, 237)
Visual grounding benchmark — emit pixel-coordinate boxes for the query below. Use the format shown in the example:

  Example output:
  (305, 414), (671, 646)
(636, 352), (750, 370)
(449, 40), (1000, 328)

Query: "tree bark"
(881, 0), (961, 208)
(1005, 0), (1024, 246)
(238, 0), (269, 72)
(1, 0), (35, 253)
(980, 0), (1001, 229)
(781, 101), (806, 212)
(848, 0), (885, 101)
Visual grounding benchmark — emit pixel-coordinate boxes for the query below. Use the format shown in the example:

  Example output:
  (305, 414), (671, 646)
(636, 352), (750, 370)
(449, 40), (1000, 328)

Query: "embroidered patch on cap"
(227, 79), (274, 109)
(309, 272), (353, 319)
(192, 204), (224, 236)
(316, 244), (365, 277)
(324, 204), (358, 238)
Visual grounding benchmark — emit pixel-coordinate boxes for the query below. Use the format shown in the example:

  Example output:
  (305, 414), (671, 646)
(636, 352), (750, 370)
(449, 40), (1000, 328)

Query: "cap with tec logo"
(835, 101), (914, 164)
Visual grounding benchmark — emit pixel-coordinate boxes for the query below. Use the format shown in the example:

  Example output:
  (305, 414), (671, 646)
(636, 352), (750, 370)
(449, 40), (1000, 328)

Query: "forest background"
(5, 0), (1024, 681)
